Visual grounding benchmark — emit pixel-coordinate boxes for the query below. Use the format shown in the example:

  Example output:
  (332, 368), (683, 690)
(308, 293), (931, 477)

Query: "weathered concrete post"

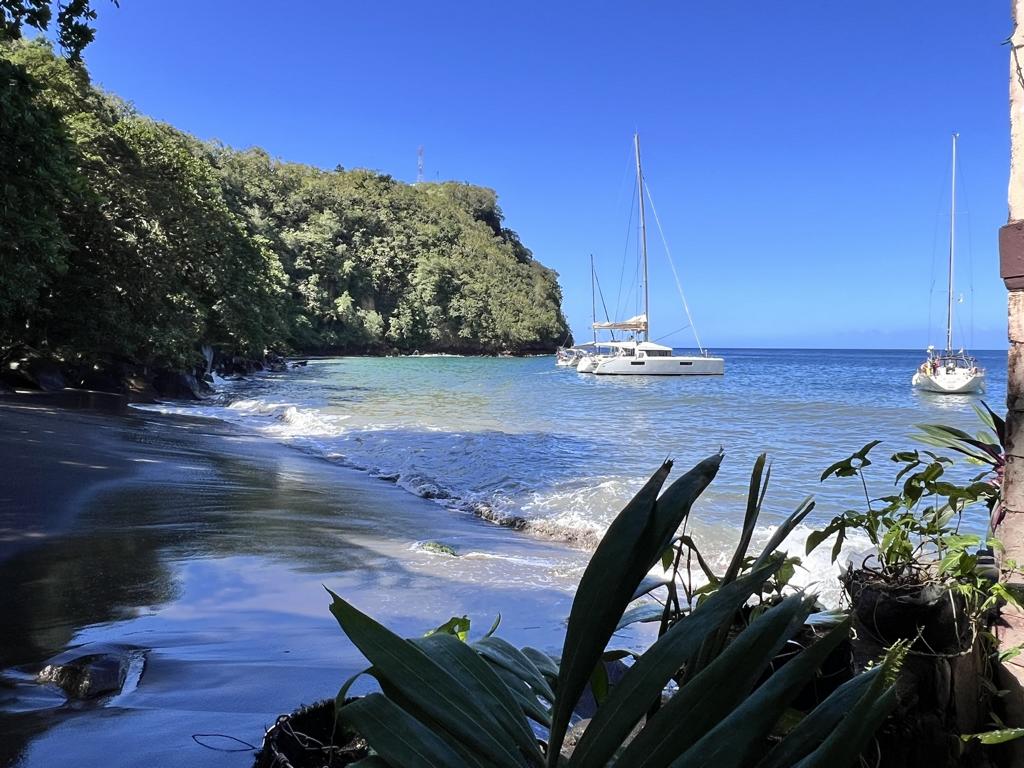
(998, 3), (1024, 746)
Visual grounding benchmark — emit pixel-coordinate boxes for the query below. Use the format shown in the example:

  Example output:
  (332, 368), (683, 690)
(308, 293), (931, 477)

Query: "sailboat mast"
(946, 132), (958, 353)
(590, 254), (597, 344)
(634, 133), (650, 342)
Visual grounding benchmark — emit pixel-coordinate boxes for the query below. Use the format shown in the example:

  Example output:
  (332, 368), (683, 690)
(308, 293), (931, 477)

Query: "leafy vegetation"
(807, 404), (1013, 617)
(0, 39), (569, 372)
(318, 454), (899, 767)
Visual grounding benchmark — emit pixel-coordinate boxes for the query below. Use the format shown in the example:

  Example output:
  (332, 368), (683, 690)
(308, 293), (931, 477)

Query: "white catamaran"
(911, 133), (985, 395)
(580, 134), (724, 376)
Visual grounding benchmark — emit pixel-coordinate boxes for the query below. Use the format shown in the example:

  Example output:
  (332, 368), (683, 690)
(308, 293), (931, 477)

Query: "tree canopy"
(0, 40), (570, 369)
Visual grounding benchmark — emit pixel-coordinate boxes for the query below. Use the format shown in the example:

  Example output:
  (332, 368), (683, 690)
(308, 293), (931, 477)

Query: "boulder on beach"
(37, 650), (132, 700)
(0, 346), (67, 391)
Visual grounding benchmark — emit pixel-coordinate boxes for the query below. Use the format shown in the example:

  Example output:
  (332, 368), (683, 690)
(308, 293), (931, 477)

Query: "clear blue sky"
(77, 1), (1013, 349)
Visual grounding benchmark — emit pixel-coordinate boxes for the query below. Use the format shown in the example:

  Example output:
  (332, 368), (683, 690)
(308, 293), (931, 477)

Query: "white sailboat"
(588, 134), (724, 377)
(911, 133), (985, 395)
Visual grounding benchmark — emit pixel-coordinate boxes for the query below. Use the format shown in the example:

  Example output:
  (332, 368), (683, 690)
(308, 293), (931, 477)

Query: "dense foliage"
(0, 40), (569, 370)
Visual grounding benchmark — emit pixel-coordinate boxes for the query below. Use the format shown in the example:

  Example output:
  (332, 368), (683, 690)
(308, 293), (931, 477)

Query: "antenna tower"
(417, 145), (424, 184)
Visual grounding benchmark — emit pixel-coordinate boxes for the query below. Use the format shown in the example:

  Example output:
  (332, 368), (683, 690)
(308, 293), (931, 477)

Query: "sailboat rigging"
(911, 133), (985, 395)
(577, 133), (724, 376)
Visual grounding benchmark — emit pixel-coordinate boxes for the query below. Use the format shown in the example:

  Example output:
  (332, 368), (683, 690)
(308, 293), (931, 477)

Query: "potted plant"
(806, 405), (1011, 767)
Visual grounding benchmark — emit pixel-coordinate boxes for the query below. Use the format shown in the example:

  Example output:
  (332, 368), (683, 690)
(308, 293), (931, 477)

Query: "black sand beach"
(0, 396), (588, 767)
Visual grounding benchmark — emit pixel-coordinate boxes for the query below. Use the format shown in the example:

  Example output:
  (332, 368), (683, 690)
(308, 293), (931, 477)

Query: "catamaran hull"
(911, 371), (985, 395)
(594, 356), (725, 376)
(576, 356), (598, 373)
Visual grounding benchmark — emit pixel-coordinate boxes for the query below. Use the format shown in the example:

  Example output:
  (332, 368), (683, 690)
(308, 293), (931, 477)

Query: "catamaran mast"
(946, 132), (958, 353)
(590, 254), (597, 344)
(634, 133), (649, 342)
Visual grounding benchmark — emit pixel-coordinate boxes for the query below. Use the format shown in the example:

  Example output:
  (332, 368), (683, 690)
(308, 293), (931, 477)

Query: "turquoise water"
(145, 348), (1007, 597)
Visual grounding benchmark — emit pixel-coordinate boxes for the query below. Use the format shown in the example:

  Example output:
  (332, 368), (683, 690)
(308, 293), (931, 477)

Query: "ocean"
(139, 348), (1008, 606)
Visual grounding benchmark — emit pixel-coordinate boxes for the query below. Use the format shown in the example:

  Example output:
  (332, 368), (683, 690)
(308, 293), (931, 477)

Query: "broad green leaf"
(673, 618), (851, 768)
(337, 693), (470, 767)
(490, 664), (554, 726)
(426, 615), (471, 641)
(962, 727), (1024, 745)
(568, 562), (782, 768)
(327, 589), (525, 767)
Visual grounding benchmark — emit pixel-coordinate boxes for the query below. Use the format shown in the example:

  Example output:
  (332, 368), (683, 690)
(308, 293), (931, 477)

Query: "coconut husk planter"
(842, 568), (995, 768)
(254, 700), (368, 768)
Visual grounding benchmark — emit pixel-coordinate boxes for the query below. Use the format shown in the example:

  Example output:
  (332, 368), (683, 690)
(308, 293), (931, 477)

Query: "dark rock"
(153, 370), (206, 400)
(291, 360), (308, 368)
(38, 653), (129, 700)
(0, 346), (66, 391)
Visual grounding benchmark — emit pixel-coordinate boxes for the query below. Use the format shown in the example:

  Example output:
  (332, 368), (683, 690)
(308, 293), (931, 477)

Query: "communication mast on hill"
(417, 145), (424, 184)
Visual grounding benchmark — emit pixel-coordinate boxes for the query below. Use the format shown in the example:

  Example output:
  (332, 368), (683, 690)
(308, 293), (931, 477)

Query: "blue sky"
(78, 1), (1012, 349)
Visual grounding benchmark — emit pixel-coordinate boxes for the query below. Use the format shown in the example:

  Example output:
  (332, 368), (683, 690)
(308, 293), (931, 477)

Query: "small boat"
(911, 133), (985, 395)
(589, 134), (723, 377)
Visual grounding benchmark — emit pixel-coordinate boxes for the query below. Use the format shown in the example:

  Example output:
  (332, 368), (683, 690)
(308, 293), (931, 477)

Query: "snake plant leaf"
(673, 618), (851, 768)
(473, 636), (556, 702)
(632, 575), (672, 601)
(752, 496), (816, 569)
(347, 757), (390, 768)
(327, 589), (526, 767)
(754, 667), (882, 768)
(488, 664), (554, 727)
(548, 455), (723, 763)
(337, 693), (470, 767)
(568, 561), (782, 768)
(521, 647), (560, 687)
(614, 593), (813, 768)
(723, 453), (768, 584)
(792, 687), (897, 768)
(648, 453), (725, 565)
(614, 602), (666, 631)
(545, 459), (675, 763)
(411, 633), (544, 766)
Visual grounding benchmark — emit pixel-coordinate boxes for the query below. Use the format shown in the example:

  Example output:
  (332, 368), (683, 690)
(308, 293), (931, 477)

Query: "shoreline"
(0, 391), (591, 768)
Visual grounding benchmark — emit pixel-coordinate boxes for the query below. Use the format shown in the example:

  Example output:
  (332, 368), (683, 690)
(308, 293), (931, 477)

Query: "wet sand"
(0, 396), (591, 767)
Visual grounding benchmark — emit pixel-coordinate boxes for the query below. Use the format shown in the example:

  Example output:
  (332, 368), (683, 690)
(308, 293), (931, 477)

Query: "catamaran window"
(678, 361), (692, 366)
(630, 361), (645, 366)
(646, 350), (671, 357)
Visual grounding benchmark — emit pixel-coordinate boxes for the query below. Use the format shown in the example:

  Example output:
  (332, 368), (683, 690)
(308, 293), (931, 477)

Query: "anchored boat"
(584, 134), (724, 377)
(911, 133), (985, 395)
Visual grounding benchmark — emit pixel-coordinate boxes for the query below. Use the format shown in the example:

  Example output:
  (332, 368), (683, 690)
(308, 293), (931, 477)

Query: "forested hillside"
(1, 40), (570, 376)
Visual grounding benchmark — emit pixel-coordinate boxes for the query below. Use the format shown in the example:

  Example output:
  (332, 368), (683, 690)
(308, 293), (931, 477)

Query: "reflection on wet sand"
(0, 403), (587, 767)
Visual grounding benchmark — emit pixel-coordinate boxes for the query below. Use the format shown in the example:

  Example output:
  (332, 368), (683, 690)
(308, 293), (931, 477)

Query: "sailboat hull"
(911, 370), (985, 395)
(594, 355), (724, 376)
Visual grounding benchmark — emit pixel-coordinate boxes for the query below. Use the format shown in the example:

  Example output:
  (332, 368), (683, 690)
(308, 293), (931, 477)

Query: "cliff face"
(1, 40), (570, 370)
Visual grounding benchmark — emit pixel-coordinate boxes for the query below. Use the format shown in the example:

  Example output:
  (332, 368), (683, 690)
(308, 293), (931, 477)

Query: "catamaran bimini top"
(592, 314), (648, 333)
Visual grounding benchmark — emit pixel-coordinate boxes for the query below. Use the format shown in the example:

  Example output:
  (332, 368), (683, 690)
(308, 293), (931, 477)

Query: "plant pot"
(841, 568), (993, 768)
(842, 569), (973, 660)
(254, 699), (367, 768)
